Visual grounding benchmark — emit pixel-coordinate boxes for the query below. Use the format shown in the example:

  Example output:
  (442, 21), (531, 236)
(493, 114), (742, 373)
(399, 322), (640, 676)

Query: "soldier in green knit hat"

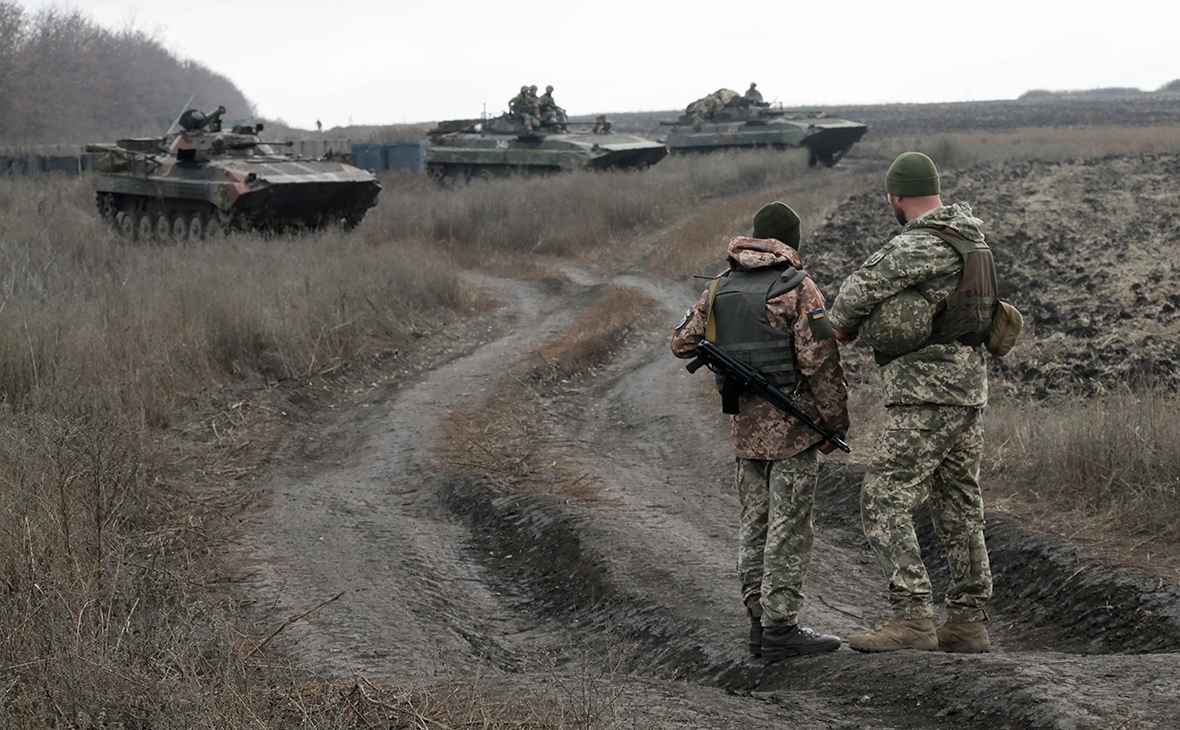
(672, 201), (849, 662)
(829, 151), (1000, 655)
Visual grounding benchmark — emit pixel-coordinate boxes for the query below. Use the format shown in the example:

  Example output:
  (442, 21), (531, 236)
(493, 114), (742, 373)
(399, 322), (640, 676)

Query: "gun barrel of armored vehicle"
(204, 106), (226, 125)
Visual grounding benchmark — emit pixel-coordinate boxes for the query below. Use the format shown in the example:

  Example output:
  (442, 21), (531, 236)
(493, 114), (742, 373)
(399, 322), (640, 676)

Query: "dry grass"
(376, 147), (818, 266)
(646, 168), (878, 277)
(5, 121), (1180, 725)
(441, 284), (657, 498)
(533, 286), (658, 380)
(857, 125), (1180, 169)
(0, 175), (474, 728)
(983, 390), (1180, 570)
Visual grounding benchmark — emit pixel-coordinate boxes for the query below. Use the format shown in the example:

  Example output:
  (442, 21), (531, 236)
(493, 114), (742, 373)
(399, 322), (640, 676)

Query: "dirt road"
(244, 168), (1180, 729)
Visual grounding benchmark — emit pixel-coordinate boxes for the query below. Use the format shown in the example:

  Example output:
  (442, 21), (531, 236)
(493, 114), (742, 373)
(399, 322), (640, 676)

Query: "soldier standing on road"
(671, 202), (850, 662)
(828, 152), (997, 654)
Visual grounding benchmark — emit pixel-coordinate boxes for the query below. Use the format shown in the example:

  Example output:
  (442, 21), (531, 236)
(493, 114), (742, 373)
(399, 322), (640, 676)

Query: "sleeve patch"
(675, 307), (694, 331)
(864, 243), (896, 268)
(808, 308), (836, 341)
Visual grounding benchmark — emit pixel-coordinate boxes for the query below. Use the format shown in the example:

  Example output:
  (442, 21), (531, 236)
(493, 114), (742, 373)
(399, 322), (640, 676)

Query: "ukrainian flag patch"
(676, 306), (694, 331)
(808, 308), (835, 340)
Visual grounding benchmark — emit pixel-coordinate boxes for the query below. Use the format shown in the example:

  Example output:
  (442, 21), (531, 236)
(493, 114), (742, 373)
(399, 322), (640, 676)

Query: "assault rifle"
(685, 340), (851, 454)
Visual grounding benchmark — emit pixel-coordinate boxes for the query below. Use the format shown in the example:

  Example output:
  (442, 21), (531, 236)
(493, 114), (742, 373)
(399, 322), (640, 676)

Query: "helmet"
(546, 85), (554, 92)
(860, 287), (933, 356)
(530, 85), (538, 92)
(520, 86), (528, 92)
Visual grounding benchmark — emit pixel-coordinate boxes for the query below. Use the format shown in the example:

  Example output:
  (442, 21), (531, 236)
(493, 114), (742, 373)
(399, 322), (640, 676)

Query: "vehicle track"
(245, 262), (1180, 729)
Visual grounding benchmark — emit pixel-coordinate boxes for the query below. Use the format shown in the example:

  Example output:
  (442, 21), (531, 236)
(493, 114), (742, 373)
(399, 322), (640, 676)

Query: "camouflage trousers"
(861, 405), (992, 623)
(735, 446), (819, 627)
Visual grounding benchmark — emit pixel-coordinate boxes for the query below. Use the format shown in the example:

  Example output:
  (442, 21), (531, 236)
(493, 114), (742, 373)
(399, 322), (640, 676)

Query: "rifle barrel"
(686, 340), (850, 453)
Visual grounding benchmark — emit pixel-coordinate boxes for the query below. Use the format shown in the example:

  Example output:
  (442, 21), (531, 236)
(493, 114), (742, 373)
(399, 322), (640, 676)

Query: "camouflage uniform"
(538, 86), (565, 125)
(509, 87), (539, 130)
(828, 202), (993, 623)
(672, 237), (849, 626)
(745, 83), (764, 105)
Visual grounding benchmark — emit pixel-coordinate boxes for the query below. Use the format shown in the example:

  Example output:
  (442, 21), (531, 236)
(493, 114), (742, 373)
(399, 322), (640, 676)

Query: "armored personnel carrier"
(663, 89), (868, 167)
(87, 106), (381, 240)
(424, 113), (667, 183)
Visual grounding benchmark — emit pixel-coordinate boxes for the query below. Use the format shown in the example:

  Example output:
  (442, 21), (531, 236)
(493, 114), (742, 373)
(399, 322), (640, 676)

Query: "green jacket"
(829, 203), (988, 407)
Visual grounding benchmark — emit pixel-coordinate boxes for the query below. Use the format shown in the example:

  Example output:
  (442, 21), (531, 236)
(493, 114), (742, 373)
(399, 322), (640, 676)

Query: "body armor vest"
(921, 227), (998, 347)
(705, 266), (807, 411)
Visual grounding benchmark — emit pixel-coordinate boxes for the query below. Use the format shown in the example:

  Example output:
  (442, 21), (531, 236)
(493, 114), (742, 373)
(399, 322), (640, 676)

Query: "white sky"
(20, 0), (1180, 130)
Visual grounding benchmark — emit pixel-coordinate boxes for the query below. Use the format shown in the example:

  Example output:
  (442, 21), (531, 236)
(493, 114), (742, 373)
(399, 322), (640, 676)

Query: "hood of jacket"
(725, 236), (803, 271)
(905, 202), (986, 243)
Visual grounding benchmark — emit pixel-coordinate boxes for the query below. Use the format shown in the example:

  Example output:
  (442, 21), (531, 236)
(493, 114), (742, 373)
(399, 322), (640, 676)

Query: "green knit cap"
(886, 152), (940, 196)
(752, 201), (801, 249)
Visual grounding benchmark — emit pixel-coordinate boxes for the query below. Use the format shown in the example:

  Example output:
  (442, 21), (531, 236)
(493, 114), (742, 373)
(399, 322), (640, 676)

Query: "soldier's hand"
(834, 329), (858, 345)
(818, 440), (839, 455)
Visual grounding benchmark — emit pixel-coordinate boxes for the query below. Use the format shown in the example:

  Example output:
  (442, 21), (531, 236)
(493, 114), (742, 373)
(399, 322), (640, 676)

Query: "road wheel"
(187, 213), (205, 241)
(171, 214), (189, 242)
(205, 216), (222, 238)
(116, 211), (137, 241)
(154, 213), (171, 240)
(137, 212), (155, 240)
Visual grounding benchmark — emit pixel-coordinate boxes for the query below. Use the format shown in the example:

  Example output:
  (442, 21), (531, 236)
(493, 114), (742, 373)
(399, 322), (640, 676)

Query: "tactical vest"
(704, 266), (807, 411)
(921, 227), (999, 347)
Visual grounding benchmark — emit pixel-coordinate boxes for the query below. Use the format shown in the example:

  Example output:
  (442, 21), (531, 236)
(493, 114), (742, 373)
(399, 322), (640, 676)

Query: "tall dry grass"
(375, 147), (817, 262)
(984, 390), (1180, 549)
(0, 175), (472, 727)
(4, 126), (1180, 724)
(0, 150), (818, 726)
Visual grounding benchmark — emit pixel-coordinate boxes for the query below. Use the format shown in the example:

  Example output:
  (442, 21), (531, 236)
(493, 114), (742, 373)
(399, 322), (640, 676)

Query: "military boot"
(937, 620), (991, 653)
(761, 625), (841, 662)
(749, 616), (763, 658)
(849, 618), (937, 652)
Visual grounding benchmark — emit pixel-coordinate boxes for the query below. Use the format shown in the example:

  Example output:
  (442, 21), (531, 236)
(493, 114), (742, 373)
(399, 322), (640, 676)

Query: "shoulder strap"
(703, 269), (730, 341)
(917, 226), (987, 257)
(767, 267), (808, 300)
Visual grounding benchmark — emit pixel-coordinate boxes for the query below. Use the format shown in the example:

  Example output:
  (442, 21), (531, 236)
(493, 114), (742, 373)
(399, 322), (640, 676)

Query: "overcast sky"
(21, 0), (1180, 130)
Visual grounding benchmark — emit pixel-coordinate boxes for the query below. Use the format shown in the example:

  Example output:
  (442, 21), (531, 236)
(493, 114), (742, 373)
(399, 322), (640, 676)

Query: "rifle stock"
(686, 340), (851, 454)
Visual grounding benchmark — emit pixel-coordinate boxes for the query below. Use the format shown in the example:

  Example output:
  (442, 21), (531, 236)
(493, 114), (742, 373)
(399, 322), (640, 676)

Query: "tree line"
(0, 2), (253, 146)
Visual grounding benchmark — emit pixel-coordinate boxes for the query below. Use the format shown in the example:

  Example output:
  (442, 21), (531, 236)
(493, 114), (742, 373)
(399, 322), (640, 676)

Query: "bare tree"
(0, 5), (254, 145)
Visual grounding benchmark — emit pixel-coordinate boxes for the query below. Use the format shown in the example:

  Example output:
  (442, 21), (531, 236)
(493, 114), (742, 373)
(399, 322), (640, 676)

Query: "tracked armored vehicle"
(663, 89), (867, 167)
(87, 106), (381, 240)
(424, 113), (667, 183)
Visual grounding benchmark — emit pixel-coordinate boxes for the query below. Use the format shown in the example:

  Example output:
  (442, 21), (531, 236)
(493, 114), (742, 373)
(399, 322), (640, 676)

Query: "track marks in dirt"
(245, 253), (1180, 728)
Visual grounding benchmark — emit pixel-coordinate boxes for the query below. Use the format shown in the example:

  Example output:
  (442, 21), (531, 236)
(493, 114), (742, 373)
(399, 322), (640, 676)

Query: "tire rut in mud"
(438, 330), (1180, 729)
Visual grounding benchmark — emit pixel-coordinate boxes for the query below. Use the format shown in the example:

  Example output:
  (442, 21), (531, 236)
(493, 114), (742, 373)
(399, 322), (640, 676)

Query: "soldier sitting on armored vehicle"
(745, 83), (768, 107)
(538, 85), (568, 130)
(509, 85), (540, 132)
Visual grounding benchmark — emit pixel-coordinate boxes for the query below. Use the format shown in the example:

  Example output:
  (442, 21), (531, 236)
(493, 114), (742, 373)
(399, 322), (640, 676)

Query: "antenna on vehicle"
(165, 94), (197, 136)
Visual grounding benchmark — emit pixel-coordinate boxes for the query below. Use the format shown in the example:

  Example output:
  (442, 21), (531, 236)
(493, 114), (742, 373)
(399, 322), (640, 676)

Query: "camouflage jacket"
(509, 92), (537, 116)
(829, 202), (989, 407)
(671, 237), (850, 460)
